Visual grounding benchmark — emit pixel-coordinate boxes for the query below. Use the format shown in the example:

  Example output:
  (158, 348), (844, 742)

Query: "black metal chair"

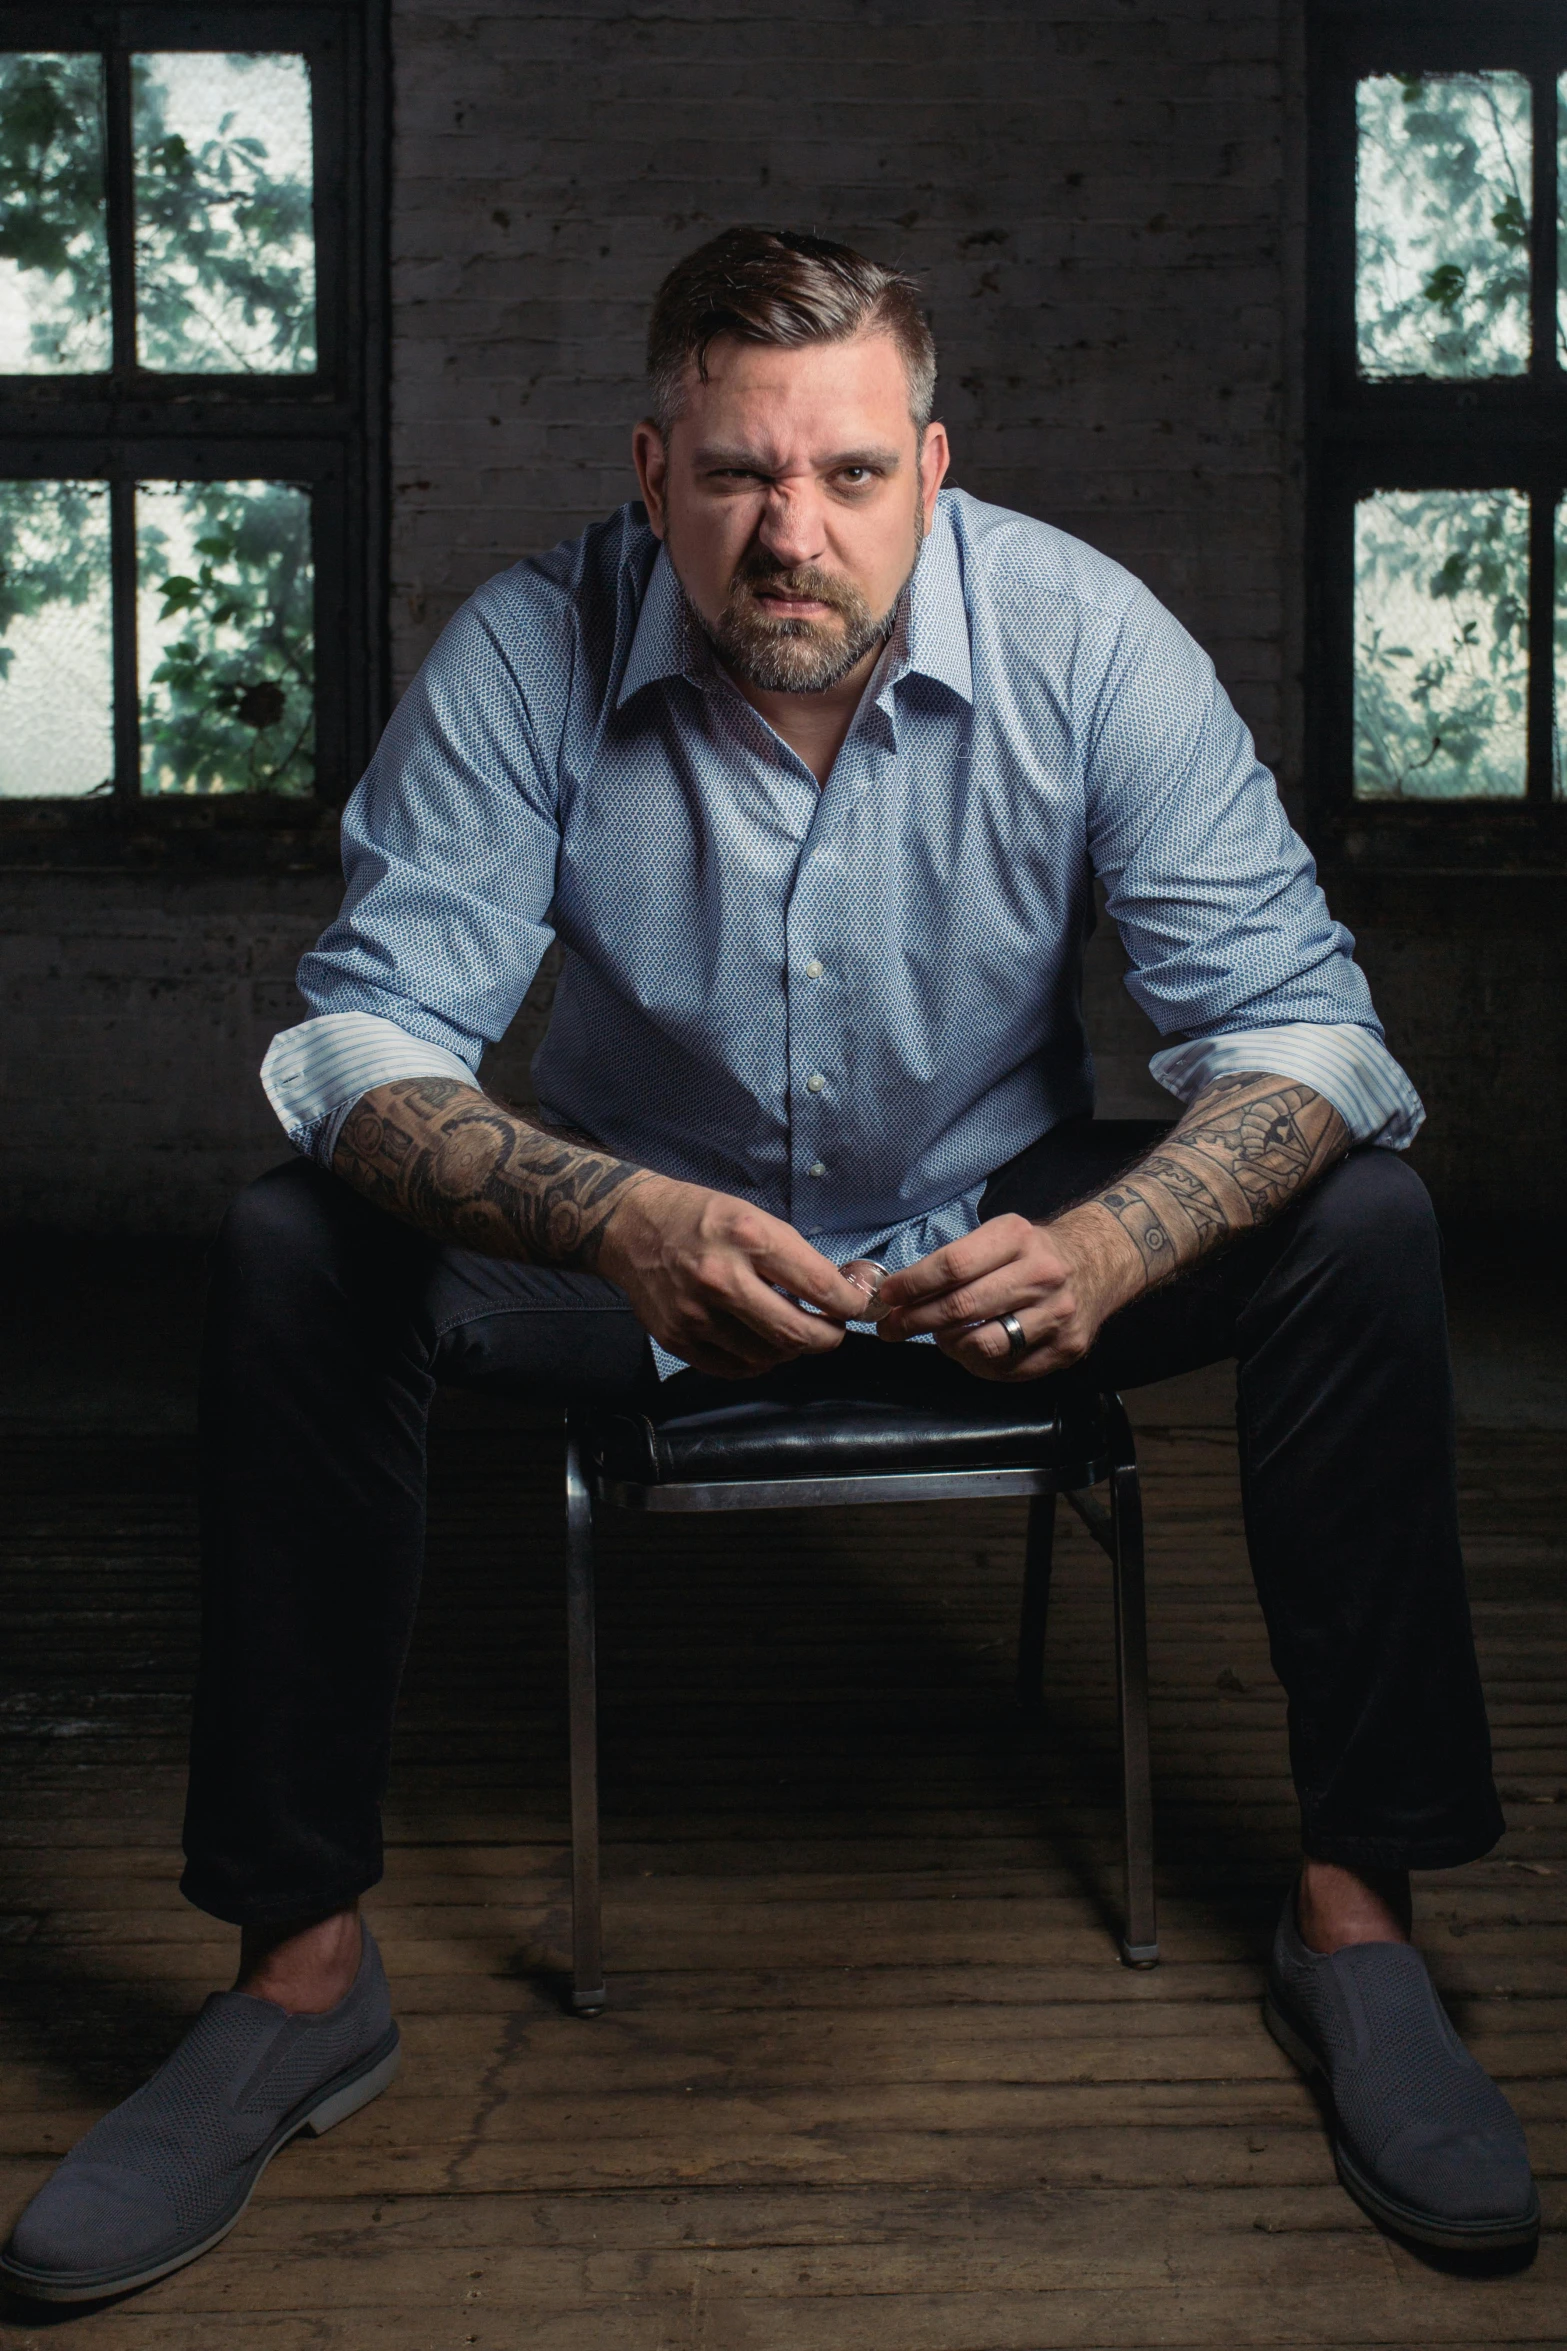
(561, 1349), (1157, 2014)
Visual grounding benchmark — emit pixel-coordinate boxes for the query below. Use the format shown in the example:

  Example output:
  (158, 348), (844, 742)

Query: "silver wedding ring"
(998, 1311), (1029, 1358)
(840, 1258), (892, 1322)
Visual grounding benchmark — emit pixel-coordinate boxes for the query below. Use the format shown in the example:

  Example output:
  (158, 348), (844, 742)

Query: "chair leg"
(1016, 1492), (1056, 1713)
(1106, 1396), (1159, 1968)
(564, 1419), (606, 2014)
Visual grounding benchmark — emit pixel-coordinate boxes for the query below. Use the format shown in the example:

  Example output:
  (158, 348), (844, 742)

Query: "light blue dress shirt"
(264, 489), (1421, 1314)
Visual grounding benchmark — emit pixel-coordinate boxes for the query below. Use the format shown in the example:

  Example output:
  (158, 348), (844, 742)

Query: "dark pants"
(184, 1120), (1502, 1925)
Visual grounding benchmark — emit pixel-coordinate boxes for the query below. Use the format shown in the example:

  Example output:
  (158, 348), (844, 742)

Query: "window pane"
(137, 481), (313, 795)
(0, 55), (110, 372)
(133, 54), (315, 374)
(1354, 490), (1528, 800)
(1356, 73), (1531, 380)
(0, 482), (113, 797)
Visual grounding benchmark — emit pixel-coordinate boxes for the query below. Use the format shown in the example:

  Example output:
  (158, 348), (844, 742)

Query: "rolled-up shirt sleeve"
(1148, 1023), (1423, 1148)
(261, 579), (566, 1164)
(261, 1012), (479, 1166)
(1083, 588), (1423, 1150)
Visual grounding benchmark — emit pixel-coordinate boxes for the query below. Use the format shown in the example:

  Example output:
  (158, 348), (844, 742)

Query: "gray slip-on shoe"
(0, 1921), (399, 2303)
(1265, 1889), (1538, 2252)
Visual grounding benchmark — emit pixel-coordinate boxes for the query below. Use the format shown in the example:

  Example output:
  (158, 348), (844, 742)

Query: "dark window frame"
(1306, 0), (1567, 873)
(0, 0), (388, 868)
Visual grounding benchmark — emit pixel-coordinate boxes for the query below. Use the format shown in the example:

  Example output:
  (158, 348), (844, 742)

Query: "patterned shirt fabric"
(265, 490), (1422, 1351)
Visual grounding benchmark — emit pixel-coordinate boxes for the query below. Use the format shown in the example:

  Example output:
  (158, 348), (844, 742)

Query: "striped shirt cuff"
(1147, 1023), (1424, 1149)
(261, 1012), (480, 1166)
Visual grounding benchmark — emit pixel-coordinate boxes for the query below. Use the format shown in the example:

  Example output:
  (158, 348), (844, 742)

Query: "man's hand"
(597, 1174), (871, 1379)
(876, 1070), (1351, 1381)
(874, 1208), (1143, 1380)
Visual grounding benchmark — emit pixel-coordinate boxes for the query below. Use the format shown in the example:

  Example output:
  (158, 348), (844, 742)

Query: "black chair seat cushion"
(592, 1334), (1106, 1486)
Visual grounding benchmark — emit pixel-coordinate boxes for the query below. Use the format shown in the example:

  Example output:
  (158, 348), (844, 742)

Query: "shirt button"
(805, 959), (824, 979)
(806, 1072), (826, 1093)
(808, 1160), (826, 1178)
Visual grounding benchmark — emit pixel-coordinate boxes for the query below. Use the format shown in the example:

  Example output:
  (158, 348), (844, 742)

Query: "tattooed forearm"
(1086, 1071), (1349, 1292)
(1097, 1182), (1180, 1277)
(332, 1076), (656, 1269)
(1133, 1151), (1230, 1244)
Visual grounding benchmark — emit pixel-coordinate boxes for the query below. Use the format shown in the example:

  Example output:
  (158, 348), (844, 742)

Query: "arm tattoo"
(1090, 1071), (1350, 1292)
(332, 1076), (655, 1269)
(1133, 1152), (1230, 1244)
(1099, 1182), (1180, 1274)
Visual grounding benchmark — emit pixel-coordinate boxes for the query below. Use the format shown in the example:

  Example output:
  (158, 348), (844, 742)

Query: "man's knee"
(213, 1157), (346, 1286)
(210, 1158), (417, 1338)
(1297, 1146), (1441, 1294)
(208, 1158), (431, 1392)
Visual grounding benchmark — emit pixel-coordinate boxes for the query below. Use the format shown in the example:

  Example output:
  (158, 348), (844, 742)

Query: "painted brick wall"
(390, 0), (1289, 771)
(4, 0), (1550, 1233)
(0, 875), (340, 1231)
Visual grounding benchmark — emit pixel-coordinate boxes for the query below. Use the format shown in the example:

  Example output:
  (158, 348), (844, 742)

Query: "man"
(2, 227), (1536, 2300)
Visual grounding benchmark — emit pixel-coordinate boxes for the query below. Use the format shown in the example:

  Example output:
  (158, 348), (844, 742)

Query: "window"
(1307, 3), (1567, 868)
(0, 4), (386, 856)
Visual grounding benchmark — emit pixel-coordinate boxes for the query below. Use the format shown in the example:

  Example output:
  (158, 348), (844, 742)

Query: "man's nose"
(755, 483), (826, 570)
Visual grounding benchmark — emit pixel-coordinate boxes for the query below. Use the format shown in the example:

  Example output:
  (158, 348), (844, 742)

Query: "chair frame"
(562, 1389), (1158, 2015)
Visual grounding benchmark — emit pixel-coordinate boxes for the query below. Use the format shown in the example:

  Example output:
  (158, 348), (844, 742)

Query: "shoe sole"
(1263, 1991), (1540, 2254)
(0, 2025), (401, 2304)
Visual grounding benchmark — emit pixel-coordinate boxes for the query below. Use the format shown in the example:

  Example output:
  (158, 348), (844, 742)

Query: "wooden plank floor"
(0, 1388), (1561, 2347)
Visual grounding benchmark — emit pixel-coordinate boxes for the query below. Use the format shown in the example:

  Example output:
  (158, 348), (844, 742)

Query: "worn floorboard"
(0, 1379), (1561, 2348)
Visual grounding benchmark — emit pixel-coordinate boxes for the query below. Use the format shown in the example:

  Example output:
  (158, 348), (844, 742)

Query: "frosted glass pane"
(0, 482), (113, 798)
(0, 55), (111, 372)
(138, 480), (313, 795)
(1357, 73), (1531, 380)
(1354, 490), (1528, 800)
(133, 53), (315, 373)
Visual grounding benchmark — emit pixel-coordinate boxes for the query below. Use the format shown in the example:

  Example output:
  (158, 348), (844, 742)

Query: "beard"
(691, 502), (924, 695)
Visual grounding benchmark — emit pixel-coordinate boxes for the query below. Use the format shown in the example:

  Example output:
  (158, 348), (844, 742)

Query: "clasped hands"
(597, 1173), (1145, 1383)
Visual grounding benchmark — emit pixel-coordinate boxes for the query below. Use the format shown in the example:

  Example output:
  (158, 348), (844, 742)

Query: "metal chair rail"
(562, 1389), (1158, 2016)
(594, 1454), (1110, 1514)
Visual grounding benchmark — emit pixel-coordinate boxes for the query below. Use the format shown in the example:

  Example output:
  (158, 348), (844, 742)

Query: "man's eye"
(836, 467), (875, 486)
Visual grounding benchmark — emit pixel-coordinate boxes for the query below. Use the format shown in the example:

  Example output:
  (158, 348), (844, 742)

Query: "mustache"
(728, 550), (862, 618)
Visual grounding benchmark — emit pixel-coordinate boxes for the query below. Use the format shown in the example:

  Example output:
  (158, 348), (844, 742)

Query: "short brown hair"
(646, 226), (937, 434)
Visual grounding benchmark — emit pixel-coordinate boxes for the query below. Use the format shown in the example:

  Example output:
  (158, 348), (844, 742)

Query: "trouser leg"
(183, 1157), (649, 1925)
(983, 1120), (1502, 1870)
(1221, 1149), (1500, 1868)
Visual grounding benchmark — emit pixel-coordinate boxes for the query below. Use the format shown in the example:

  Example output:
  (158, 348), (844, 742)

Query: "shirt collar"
(615, 491), (973, 712)
(616, 542), (701, 706)
(887, 493), (973, 705)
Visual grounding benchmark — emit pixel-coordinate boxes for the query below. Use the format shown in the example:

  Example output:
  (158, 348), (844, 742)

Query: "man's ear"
(918, 421), (951, 527)
(632, 420), (668, 538)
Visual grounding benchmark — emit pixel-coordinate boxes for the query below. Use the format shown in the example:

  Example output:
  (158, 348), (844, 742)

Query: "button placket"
(782, 796), (854, 1223)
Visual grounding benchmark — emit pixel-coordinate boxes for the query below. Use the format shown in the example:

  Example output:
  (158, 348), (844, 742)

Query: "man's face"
(633, 331), (950, 694)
